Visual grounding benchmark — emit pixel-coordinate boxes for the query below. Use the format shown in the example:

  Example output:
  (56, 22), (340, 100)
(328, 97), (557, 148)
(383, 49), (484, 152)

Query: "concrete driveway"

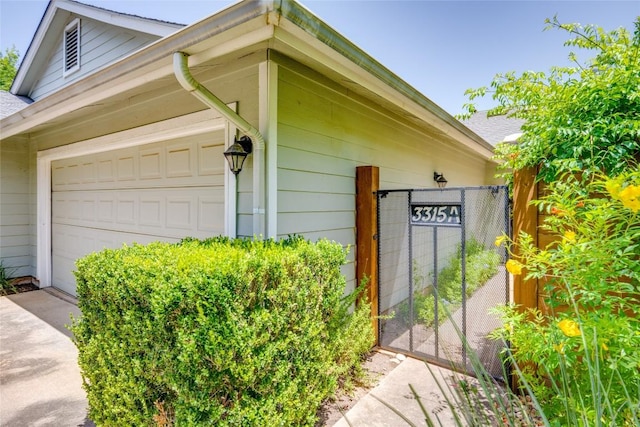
(0, 289), (92, 426)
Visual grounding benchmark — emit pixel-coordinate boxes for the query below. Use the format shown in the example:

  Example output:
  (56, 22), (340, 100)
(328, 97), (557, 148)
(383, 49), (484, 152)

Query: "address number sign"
(410, 204), (462, 227)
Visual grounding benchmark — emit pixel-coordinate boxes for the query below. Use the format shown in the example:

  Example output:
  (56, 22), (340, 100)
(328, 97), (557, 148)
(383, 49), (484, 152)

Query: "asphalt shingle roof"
(0, 91), (32, 119)
(462, 110), (524, 146)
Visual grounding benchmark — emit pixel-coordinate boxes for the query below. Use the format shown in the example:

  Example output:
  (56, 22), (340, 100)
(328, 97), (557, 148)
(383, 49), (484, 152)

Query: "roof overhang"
(2, 0), (494, 159)
(11, 0), (183, 95)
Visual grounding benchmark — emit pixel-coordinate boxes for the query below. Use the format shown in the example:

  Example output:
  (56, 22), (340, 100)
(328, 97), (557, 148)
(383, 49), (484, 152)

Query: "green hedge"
(71, 237), (373, 426)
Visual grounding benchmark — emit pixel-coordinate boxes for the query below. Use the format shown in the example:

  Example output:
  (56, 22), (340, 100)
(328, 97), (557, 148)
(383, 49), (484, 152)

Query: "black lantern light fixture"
(224, 135), (253, 175)
(433, 172), (448, 188)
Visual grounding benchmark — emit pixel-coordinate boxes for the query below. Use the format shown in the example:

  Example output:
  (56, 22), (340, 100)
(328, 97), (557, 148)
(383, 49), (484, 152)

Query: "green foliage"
(456, 16), (640, 427)
(0, 261), (16, 296)
(397, 240), (500, 328)
(493, 305), (640, 426)
(494, 170), (640, 425)
(71, 236), (373, 426)
(436, 240), (501, 305)
(0, 47), (19, 91)
(461, 17), (640, 183)
(395, 260), (432, 325)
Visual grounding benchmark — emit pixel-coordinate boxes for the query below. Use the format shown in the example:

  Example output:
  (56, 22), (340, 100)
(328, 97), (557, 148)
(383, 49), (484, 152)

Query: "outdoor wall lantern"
(433, 172), (448, 188)
(224, 135), (253, 175)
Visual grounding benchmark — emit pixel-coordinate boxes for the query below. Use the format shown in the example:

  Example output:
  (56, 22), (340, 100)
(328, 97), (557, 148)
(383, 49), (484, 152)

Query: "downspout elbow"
(172, 52), (265, 148)
(173, 52), (199, 93)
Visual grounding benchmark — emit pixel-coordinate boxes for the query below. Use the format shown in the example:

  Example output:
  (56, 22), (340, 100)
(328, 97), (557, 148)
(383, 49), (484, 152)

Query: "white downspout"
(173, 51), (266, 238)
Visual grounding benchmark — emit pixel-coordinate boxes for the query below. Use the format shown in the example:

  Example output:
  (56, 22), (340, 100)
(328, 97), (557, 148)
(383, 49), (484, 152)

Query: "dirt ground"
(316, 350), (402, 426)
(0, 278), (39, 296)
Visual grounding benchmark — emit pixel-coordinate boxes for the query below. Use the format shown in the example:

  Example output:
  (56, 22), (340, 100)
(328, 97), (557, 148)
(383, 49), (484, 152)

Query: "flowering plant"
(459, 15), (640, 426)
(493, 169), (640, 425)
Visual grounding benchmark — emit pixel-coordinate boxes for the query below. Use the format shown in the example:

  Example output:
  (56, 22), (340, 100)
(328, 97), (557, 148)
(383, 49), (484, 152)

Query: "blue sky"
(1, 0), (638, 115)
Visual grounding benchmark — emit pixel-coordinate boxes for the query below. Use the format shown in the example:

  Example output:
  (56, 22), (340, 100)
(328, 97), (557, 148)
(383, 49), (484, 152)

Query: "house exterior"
(0, 0), (498, 297)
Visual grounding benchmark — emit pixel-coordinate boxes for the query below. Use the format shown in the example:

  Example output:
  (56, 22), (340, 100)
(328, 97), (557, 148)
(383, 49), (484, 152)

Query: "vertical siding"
(0, 138), (35, 278)
(277, 64), (493, 294)
(30, 16), (159, 100)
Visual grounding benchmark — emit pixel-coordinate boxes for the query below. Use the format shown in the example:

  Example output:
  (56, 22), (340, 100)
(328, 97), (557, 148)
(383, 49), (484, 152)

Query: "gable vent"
(63, 18), (80, 76)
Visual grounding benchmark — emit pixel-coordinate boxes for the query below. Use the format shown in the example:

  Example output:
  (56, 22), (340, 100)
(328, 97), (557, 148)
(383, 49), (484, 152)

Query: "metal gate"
(377, 186), (510, 379)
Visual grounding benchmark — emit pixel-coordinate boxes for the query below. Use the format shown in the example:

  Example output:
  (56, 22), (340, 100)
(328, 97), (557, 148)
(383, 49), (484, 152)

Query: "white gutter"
(277, 0), (494, 157)
(173, 51), (266, 237)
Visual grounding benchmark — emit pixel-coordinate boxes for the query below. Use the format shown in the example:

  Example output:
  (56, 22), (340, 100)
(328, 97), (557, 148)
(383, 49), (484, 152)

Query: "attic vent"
(63, 18), (80, 76)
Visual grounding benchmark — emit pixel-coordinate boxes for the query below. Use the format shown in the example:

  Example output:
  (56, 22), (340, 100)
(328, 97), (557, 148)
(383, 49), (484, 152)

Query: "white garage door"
(51, 131), (226, 295)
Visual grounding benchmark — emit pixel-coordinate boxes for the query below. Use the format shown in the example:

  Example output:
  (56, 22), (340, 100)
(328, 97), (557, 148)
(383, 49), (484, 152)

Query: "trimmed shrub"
(71, 236), (373, 426)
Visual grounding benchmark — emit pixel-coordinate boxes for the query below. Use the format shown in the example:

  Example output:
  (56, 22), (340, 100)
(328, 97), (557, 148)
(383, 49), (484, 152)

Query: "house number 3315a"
(410, 204), (462, 227)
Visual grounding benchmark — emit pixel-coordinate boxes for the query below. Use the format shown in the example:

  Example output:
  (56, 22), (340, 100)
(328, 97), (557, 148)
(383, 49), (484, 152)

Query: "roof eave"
(4, 0), (494, 159)
(11, 0), (184, 96)
(2, 0), (275, 139)
(275, 0), (494, 158)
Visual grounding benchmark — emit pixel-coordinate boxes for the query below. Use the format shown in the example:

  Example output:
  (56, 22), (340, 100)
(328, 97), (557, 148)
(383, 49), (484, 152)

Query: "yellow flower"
(601, 342), (609, 351)
(563, 230), (576, 243)
(553, 342), (565, 354)
(606, 179), (622, 200)
(494, 235), (507, 247)
(558, 319), (581, 337)
(506, 259), (524, 275)
(619, 185), (640, 213)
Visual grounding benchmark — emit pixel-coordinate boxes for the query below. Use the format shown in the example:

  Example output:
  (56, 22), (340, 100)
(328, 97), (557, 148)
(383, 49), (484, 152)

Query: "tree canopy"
(0, 47), (19, 91)
(461, 17), (640, 182)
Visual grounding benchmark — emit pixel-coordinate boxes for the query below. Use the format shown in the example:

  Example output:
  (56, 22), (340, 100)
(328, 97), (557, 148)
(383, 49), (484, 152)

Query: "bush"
(71, 236), (373, 426)
(460, 17), (640, 426)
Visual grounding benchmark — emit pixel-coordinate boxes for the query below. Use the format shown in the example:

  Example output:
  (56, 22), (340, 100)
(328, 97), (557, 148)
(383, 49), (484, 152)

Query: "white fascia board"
(11, 2), (63, 93)
(1, 18), (274, 139)
(272, 4), (495, 159)
(57, 0), (183, 36)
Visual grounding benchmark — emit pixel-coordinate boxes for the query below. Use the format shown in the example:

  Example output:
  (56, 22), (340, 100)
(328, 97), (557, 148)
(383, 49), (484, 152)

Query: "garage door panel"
(117, 153), (136, 182)
(52, 132), (224, 192)
(52, 187), (222, 236)
(140, 197), (162, 227)
(199, 196), (225, 233)
(167, 142), (194, 178)
(52, 223), (182, 295)
(51, 131), (226, 295)
(140, 147), (163, 180)
(82, 199), (96, 221)
(199, 143), (226, 176)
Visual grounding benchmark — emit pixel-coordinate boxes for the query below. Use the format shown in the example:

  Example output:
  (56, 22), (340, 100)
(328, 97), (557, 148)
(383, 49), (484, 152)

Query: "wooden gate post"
(356, 166), (379, 344)
(512, 166), (539, 313)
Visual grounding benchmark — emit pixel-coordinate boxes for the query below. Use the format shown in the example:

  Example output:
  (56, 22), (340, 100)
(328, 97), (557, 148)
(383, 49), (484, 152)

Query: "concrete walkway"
(0, 289), (91, 426)
(334, 356), (466, 427)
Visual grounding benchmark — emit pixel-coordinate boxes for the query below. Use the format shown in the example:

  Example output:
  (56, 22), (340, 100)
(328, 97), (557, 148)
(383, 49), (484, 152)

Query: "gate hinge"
(373, 234), (378, 240)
